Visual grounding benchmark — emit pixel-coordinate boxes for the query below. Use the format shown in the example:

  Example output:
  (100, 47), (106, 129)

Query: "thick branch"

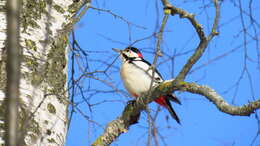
(178, 82), (259, 116)
(152, 80), (259, 116)
(92, 101), (142, 146)
(92, 79), (260, 145)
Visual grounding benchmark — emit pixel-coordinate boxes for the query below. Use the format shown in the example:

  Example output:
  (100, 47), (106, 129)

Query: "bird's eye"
(126, 49), (130, 52)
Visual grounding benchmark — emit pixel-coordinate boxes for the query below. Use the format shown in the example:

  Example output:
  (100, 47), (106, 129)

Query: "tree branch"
(91, 0), (239, 145)
(161, 0), (220, 81)
(92, 78), (260, 145)
(177, 82), (259, 116)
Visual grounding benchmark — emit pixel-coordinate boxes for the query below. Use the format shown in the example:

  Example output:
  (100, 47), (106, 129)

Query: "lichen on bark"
(23, 34), (68, 99)
(53, 4), (65, 13)
(19, 33), (69, 145)
(45, 35), (68, 101)
(0, 100), (41, 145)
(0, 51), (6, 90)
(47, 103), (56, 114)
(19, 104), (41, 145)
(21, 0), (49, 31)
(0, 0), (86, 145)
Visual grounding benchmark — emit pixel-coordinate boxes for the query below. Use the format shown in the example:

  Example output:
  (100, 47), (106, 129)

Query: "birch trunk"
(0, 0), (84, 145)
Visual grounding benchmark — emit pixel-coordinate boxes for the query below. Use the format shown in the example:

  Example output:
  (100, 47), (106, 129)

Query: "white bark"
(0, 0), (83, 145)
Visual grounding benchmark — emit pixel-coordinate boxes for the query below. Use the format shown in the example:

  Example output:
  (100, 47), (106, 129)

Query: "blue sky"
(66, 0), (260, 145)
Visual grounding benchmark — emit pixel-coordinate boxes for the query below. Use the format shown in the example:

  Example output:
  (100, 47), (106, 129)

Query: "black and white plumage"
(113, 47), (181, 124)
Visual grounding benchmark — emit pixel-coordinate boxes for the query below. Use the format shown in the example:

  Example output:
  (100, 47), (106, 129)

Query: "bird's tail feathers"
(154, 95), (181, 124)
(168, 94), (181, 105)
(164, 98), (181, 124)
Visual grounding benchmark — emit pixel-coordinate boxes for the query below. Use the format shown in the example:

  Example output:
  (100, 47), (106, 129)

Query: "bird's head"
(112, 47), (143, 62)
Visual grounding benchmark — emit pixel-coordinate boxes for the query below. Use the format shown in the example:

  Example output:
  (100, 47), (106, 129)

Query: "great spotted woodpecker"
(113, 47), (181, 124)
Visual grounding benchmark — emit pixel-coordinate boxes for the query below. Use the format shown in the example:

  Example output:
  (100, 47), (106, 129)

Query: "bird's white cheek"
(119, 55), (126, 62)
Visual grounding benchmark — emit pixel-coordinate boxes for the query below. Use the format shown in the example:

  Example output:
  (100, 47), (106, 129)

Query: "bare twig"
(148, 14), (169, 97)
(90, 6), (146, 30)
(160, 0), (220, 81)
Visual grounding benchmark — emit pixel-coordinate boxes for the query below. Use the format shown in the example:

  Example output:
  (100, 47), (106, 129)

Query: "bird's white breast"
(120, 61), (162, 97)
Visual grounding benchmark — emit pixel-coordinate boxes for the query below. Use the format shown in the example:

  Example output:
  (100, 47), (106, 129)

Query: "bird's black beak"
(112, 48), (122, 53)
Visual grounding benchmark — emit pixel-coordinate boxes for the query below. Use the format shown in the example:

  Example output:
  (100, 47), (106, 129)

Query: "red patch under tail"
(154, 96), (181, 124)
(154, 96), (167, 106)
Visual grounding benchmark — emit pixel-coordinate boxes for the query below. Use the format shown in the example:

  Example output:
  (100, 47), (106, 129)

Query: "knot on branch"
(212, 30), (219, 36)
(122, 100), (141, 125)
(163, 6), (172, 15)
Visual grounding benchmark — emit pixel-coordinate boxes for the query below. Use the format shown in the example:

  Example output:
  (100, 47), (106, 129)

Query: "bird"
(112, 46), (181, 124)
